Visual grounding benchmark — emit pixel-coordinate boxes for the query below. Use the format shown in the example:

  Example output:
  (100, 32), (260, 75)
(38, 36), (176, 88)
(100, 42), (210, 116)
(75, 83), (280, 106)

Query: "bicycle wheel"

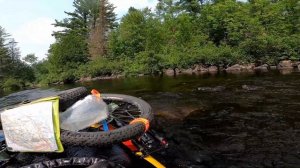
(102, 94), (153, 125)
(60, 93), (153, 147)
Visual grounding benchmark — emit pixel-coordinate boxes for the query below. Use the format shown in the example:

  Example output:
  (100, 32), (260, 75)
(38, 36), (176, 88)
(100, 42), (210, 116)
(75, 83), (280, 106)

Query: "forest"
(0, 0), (299, 91)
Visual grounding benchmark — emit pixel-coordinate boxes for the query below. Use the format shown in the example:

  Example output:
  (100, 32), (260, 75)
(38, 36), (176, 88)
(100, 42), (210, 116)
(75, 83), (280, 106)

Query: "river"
(1, 71), (300, 167)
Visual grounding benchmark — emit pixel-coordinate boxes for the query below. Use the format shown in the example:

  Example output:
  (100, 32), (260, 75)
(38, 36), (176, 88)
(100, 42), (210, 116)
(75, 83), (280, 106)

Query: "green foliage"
(239, 34), (300, 62)
(2, 78), (22, 91)
(33, 60), (50, 84)
(47, 32), (89, 83)
(159, 46), (186, 70)
(0, 26), (35, 90)
(123, 51), (163, 75)
(115, 8), (147, 57)
(177, 0), (202, 15)
(106, 0), (299, 76)
(76, 57), (123, 78)
(23, 54), (38, 65)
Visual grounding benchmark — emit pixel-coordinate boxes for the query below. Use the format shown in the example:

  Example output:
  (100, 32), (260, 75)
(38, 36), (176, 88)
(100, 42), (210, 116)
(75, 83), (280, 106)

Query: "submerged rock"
(292, 61), (300, 68)
(181, 68), (193, 74)
(197, 86), (226, 92)
(279, 69), (293, 75)
(270, 66), (277, 70)
(278, 60), (293, 69)
(156, 106), (199, 120)
(242, 85), (263, 91)
(226, 64), (254, 72)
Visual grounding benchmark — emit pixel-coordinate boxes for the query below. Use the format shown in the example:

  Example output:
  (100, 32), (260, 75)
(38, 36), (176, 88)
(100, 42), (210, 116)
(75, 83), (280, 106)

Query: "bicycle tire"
(58, 87), (88, 112)
(20, 157), (123, 168)
(60, 93), (153, 147)
(102, 94), (153, 123)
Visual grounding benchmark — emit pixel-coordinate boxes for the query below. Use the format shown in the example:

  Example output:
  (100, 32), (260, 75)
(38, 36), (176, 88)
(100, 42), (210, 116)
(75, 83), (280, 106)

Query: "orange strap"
(130, 118), (150, 132)
(91, 89), (101, 98)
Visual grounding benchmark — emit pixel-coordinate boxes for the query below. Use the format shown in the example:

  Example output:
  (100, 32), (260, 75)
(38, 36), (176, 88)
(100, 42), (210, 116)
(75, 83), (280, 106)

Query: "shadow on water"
(2, 71), (300, 167)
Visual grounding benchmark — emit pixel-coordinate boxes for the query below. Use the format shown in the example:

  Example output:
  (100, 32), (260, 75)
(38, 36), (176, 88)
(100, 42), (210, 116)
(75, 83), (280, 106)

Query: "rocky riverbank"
(164, 60), (300, 76)
(76, 74), (124, 83)
(76, 60), (300, 83)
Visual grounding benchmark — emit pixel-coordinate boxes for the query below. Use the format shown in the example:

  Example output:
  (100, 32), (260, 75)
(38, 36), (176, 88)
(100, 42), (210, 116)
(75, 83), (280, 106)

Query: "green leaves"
(0, 26), (35, 91)
(35, 0), (300, 84)
(23, 54), (38, 65)
(47, 32), (89, 83)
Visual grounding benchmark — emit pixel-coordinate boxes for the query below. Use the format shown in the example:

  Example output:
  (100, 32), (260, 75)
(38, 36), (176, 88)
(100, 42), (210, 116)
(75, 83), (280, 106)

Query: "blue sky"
(0, 0), (157, 60)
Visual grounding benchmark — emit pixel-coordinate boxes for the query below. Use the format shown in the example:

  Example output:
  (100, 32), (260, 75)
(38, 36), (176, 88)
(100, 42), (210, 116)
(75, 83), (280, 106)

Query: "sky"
(0, 0), (157, 60)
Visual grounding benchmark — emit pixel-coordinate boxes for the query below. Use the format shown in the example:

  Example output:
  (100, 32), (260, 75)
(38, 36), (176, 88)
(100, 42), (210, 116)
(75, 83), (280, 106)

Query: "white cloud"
(110, 0), (158, 19)
(12, 17), (63, 59)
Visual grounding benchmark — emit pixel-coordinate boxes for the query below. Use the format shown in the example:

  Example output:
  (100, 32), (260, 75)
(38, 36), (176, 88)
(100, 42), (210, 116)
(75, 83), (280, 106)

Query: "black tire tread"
(61, 123), (145, 147)
(58, 87), (89, 112)
(21, 157), (118, 168)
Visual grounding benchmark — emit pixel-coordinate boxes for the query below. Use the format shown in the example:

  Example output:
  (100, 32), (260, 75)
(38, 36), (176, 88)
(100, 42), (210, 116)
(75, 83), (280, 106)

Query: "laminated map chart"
(1, 102), (58, 152)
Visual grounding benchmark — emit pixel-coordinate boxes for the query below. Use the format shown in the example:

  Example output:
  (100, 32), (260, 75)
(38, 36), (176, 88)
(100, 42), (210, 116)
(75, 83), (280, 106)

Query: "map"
(0, 101), (58, 152)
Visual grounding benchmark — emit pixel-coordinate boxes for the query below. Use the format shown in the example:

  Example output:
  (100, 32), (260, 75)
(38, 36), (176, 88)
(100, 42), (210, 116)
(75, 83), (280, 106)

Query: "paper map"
(1, 102), (58, 152)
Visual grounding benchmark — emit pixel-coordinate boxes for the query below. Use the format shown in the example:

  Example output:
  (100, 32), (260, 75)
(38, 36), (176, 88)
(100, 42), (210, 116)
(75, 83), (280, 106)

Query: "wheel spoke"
(105, 98), (143, 126)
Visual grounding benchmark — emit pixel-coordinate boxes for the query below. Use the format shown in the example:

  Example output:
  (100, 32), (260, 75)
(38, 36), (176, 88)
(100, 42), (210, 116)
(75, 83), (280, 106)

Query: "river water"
(1, 71), (300, 167)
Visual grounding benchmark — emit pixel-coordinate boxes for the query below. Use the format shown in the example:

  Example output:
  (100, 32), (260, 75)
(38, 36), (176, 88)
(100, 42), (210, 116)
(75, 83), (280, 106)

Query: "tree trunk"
(88, 0), (107, 59)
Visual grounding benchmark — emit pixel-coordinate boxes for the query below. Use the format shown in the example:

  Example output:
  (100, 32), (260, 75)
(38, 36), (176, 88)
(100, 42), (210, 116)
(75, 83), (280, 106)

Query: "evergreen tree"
(0, 26), (35, 89)
(53, 0), (99, 39)
(0, 27), (11, 78)
(53, 0), (116, 58)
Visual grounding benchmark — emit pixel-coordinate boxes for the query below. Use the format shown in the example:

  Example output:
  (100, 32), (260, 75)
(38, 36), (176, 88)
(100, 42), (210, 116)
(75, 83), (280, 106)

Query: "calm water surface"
(1, 71), (300, 167)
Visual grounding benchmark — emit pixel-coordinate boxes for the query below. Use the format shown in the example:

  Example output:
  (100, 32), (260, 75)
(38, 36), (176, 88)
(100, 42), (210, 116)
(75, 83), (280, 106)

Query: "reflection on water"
(1, 71), (300, 167)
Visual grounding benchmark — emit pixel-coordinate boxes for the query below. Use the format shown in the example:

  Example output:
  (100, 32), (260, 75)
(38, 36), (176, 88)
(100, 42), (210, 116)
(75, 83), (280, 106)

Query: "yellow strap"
(90, 123), (101, 128)
(136, 152), (166, 168)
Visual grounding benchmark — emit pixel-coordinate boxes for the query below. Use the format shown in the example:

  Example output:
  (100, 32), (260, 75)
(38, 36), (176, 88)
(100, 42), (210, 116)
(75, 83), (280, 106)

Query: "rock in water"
(278, 60), (293, 69)
(208, 66), (218, 72)
(164, 68), (175, 76)
(226, 64), (243, 72)
(197, 86), (226, 92)
(242, 85), (263, 91)
(254, 64), (269, 71)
